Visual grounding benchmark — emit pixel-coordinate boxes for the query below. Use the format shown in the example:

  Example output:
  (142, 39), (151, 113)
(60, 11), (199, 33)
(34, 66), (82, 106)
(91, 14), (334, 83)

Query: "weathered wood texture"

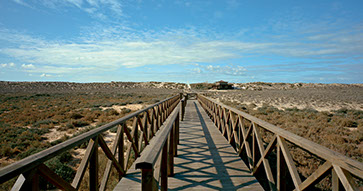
(0, 94), (181, 191)
(114, 103), (181, 191)
(198, 94), (363, 191)
(114, 99), (263, 190)
(169, 100), (263, 190)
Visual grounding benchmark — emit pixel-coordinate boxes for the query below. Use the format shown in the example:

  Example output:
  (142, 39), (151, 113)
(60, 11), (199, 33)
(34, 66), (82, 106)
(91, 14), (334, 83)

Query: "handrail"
(135, 103), (180, 191)
(198, 94), (363, 190)
(0, 94), (181, 190)
(136, 104), (180, 169)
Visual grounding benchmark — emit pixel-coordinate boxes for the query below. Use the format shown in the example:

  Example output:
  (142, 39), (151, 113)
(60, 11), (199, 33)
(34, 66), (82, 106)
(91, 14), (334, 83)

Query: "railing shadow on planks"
(0, 93), (186, 191)
(198, 94), (363, 191)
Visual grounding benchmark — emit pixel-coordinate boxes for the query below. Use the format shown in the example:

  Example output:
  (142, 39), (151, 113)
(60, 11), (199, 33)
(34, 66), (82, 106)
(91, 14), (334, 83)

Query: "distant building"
(212, 80), (233, 90)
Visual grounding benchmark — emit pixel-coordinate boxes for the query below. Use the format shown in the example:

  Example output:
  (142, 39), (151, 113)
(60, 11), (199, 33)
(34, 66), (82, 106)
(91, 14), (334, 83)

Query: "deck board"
(114, 100), (263, 190)
(167, 100), (262, 190)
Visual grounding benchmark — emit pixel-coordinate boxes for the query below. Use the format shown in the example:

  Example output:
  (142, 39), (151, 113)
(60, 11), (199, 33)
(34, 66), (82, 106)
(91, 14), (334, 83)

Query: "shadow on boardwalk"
(168, 100), (262, 191)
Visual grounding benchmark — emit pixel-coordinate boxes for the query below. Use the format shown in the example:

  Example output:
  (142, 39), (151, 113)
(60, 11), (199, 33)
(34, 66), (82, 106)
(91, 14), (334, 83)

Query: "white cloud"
(192, 68), (201, 73)
(12, 0), (29, 6)
(1, 62), (15, 68)
(198, 64), (247, 76)
(0, 24), (362, 78)
(12, 0), (123, 20)
(21, 64), (35, 69)
(40, 73), (52, 77)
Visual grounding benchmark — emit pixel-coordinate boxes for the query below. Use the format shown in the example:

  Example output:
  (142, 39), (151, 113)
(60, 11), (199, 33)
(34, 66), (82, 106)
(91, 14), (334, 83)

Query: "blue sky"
(0, 0), (362, 83)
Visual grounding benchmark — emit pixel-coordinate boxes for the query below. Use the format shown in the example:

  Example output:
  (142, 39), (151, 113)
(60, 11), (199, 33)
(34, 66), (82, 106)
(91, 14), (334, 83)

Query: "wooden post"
(141, 169), (156, 191)
(89, 137), (98, 191)
(168, 129), (174, 176)
(174, 118), (178, 156)
(118, 125), (124, 180)
(133, 117), (139, 154)
(176, 114), (180, 145)
(161, 137), (169, 191)
(181, 99), (185, 121)
(32, 173), (39, 191)
(252, 131), (257, 168)
(277, 144), (287, 191)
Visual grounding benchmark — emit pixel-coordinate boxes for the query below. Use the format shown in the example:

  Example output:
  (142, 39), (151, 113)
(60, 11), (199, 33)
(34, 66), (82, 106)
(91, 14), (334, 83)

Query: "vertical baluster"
(277, 143), (287, 191)
(118, 124), (124, 180)
(133, 117), (139, 154)
(32, 173), (39, 191)
(161, 137), (169, 191)
(141, 169), (156, 191)
(168, 125), (174, 176)
(89, 136), (98, 191)
(173, 116), (178, 156)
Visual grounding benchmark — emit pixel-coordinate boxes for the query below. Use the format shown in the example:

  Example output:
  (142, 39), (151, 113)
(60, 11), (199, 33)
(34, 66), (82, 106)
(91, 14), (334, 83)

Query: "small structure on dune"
(212, 80), (233, 90)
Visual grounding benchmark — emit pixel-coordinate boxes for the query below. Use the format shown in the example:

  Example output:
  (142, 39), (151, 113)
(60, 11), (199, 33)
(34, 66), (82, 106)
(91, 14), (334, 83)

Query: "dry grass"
(215, 93), (362, 190)
(0, 88), (178, 190)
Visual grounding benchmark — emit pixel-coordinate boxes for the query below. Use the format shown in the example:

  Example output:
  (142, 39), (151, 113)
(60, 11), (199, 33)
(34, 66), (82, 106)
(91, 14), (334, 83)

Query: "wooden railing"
(180, 96), (187, 121)
(134, 100), (181, 191)
(0, 94), (181, 191)
(198, 94), (363, 191)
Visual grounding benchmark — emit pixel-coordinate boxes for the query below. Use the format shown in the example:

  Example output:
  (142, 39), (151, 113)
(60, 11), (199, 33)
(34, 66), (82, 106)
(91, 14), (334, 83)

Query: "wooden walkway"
(167, 100), (262, 190)
(114, 100), (263, 190)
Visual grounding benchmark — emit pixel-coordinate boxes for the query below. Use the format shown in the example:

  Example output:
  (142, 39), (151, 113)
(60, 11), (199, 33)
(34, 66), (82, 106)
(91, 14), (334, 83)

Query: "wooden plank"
(168, 128), (174, 176)
(123, 123), (139, 158)
(142, 113), (149, 143)
(118, 125), (125, 180)
(37, 164), (76, 191)
(31, 173), (39, 191)
(138, 131), (144, 153)
(135, 104), (180, 170)
(98, 135), (125, 176)
(11, 168), (38, 191)
(141, 169), (157, 191)
(137, 114), (149, 145)
(133, 117), (139, 153)
(252, 135), (277, 175)
(297, 161), (332, 191)
(167, 100), (263, 191)
(253, 125), (276, 190)
(160, 138), (168, 191)
(238, 116), (254, 170)
(89, 137), (98, 191)
(333, 165), (358, 191)
(332, 168), (341, 191)
(278, 136), (302, 190)
(11, 174), (26, 191)
(277, 144), (287, 191)
(71, 138), (95, 189)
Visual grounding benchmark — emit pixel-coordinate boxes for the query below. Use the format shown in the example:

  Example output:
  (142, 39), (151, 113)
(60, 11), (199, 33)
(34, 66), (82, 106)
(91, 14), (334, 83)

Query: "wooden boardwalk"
(114, 99), (263, 190)
(167, 100), (262, 190)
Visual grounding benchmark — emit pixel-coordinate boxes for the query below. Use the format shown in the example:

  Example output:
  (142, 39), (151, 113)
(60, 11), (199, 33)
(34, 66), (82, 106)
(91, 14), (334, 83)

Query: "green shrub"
(41, 153), (75, 189)
(121, 108), (132, 114)
(17, 147), (44, 159)
(70, 113), (83, 119)
(33, 119), (56, 127)
(71, 120), (89, 127)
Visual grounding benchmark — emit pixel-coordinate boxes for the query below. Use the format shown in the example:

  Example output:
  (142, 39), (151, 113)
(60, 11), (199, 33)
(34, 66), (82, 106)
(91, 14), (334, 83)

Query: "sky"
(0, 0), (362, 83)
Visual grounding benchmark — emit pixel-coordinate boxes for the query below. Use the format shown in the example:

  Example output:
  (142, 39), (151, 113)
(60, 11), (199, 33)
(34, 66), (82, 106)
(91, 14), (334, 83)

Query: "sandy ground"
(100, 104), (145, 112)
(41, 104), (145, 162)
(210, 87), (363, 112)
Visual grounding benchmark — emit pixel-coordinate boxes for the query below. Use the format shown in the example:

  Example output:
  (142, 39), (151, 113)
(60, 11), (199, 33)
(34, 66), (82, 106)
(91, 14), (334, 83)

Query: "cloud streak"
(0, 23), (362, 80)
(12, 0), (123, 20)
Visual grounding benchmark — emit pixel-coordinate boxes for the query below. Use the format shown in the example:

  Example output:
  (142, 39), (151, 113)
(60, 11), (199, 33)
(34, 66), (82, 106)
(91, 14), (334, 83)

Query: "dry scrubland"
(200, 83), (363, 190)
(0, 81), (362, 190)
(0, 81), (182, 190)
